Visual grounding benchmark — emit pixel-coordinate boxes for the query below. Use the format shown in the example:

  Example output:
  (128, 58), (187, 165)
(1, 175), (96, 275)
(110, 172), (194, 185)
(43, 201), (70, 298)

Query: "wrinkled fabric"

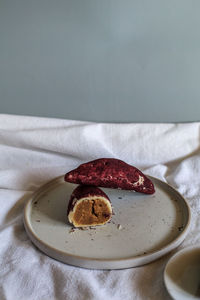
(0, 114), (199, 300)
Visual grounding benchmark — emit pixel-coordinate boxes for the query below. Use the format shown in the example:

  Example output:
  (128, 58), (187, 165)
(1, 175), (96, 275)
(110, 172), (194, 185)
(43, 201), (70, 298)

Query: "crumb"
(118, 197), (122, 199)
(117, 224), (122, 230)
(79, 227), (89, 231)
(36, 220), (40, 222)
(69, 228), (75, 233)
(34, 201), (38, 205)
(178, 225), (184, 231)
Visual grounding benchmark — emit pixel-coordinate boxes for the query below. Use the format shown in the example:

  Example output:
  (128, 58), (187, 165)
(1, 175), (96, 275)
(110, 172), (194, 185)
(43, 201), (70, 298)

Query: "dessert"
(67, 185), (112, 227)
(65, 158), (155, 194)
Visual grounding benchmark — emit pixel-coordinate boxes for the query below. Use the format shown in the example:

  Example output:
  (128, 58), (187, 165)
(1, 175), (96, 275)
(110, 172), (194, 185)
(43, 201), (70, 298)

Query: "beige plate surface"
(23, 176), (191, 269)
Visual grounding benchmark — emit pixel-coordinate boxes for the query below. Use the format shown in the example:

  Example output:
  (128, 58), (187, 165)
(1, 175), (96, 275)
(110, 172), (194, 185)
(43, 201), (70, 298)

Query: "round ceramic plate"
(23, 176), (191, 269)
(164, 245), (200, 300)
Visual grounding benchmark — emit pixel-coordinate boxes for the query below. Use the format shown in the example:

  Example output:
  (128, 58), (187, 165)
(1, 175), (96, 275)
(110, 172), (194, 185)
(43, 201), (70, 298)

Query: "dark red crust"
(67, 185), (111, 215)
(65, 158), (155, 194)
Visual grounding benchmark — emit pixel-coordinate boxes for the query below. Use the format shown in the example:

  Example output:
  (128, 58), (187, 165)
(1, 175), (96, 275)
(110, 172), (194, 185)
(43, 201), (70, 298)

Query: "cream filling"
(133, 175), (144, 187)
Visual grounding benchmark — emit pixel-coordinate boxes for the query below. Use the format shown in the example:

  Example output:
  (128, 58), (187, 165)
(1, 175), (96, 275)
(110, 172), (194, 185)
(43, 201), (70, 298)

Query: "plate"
(23, 176), (191, 269)
(164, 245), (200, 300)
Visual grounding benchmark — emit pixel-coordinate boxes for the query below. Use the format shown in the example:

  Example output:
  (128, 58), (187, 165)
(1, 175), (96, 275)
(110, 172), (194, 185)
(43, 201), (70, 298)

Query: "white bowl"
(164, 245), (200, 300)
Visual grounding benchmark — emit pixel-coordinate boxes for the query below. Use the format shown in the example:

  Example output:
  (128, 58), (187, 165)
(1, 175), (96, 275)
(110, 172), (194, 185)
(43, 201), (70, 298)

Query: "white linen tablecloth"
(0, 114), (200, 300)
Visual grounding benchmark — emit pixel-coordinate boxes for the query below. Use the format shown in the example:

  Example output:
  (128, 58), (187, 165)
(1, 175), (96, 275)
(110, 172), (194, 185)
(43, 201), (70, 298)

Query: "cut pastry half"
(67, 185), (112, 228)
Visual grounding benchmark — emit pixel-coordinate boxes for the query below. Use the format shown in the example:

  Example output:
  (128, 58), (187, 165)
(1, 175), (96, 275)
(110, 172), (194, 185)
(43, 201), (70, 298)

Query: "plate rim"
(23, 175), (191, 268)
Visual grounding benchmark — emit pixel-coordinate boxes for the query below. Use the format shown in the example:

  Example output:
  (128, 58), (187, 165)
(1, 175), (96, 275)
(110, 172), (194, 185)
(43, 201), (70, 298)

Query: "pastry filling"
(68, 197), (112, 227)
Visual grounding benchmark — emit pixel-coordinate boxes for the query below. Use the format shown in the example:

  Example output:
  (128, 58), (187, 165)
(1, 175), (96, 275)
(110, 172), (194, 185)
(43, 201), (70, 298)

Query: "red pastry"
(67, 185), (112, 227)
(65, 158), (155, 194)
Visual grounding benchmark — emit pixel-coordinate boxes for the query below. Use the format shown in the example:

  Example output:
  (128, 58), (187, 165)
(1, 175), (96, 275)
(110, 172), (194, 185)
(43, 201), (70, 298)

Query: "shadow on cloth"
(4, 192), (32, 226)
(134, 253), (174, 300)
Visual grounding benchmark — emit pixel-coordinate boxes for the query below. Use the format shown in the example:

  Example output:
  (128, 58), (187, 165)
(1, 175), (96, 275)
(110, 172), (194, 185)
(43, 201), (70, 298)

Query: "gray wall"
(1, 0), (200, 122)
